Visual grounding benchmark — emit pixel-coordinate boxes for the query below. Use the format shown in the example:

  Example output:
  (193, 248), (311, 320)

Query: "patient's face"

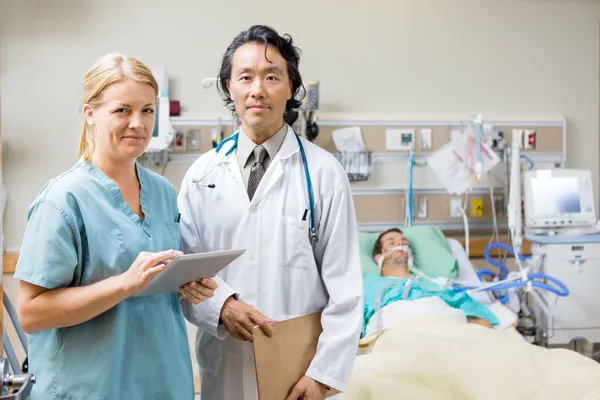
(378, 231), (410, 265)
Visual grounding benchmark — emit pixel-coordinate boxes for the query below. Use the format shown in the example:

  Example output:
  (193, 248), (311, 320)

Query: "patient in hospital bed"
(340, 228), (600, 400)
(362, 228), (497, 338)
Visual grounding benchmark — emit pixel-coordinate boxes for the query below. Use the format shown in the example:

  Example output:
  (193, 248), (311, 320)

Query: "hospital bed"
(339, 231), (600, 400)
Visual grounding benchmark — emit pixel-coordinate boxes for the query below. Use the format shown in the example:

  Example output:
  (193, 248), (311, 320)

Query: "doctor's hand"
(120, 250), (182, 296)
(219, 297), (276, 342)
(285, 375), (328, 400)
(179, 279), (217, 304)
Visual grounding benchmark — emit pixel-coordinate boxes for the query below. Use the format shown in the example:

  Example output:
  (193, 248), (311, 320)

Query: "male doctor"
(178, 25), (363, 400)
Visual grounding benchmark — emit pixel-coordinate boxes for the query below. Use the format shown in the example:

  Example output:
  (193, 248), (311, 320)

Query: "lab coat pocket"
(165, 221), (182, 251)
(280, 217), (313, 270)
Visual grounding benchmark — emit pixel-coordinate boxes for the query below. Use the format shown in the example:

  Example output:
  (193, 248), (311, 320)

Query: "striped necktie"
(247, 145), (268, 201)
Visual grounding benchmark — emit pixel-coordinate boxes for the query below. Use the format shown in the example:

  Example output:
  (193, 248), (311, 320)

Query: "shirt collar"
(237, 123), (288, 167)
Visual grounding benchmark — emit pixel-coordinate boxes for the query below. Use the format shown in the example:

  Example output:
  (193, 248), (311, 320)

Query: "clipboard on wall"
(252, 312), (339, 400)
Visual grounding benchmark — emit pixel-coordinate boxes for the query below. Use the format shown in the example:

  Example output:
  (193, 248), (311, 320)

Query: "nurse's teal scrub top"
(13, 160), (194, 400)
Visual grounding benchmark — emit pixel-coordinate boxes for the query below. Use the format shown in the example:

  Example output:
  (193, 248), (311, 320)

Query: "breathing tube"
(520, 154), (534, 170)
(480, 242), (531, 279)
(464, 241), (570, 303)
(377, 246), (451, 294)
(456, 273), (569, 297)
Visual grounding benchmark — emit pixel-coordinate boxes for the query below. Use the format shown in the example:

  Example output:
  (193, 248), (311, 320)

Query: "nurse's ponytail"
(79, 122), (93, 162)
(78, 53), (159, 162)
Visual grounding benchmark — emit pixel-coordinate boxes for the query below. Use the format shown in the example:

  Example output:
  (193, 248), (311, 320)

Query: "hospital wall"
(3, 0), (600, 251)
(1, 0), (600, 386)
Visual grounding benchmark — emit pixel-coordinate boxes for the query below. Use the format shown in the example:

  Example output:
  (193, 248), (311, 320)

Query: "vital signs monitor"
(523, 169), (596, 231)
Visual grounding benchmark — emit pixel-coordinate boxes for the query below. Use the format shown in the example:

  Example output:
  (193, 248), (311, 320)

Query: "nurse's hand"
(120, 250), (182, 296)
(179, 279), (217, 304)
(220, 297), (276, 342)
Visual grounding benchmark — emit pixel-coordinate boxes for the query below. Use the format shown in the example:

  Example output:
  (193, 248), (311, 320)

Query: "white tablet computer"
(138, 249), (245, 296)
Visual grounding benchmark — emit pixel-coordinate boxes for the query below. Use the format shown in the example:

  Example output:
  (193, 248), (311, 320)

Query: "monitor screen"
(530, 176), (581, 216)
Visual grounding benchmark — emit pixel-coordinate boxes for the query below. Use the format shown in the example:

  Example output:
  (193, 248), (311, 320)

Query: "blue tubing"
(477, 269), (495, 281)
(520, 154), (534, 170)
(456, 275), (569, 297)
(527, 273), (570, 296)
(484, 242), (531, 278)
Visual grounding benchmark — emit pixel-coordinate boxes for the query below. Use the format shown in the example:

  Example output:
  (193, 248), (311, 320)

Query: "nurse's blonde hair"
(79, 53), (159, 161)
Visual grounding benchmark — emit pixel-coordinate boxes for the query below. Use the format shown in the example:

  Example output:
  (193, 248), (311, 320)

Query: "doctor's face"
(227, 42), (292, 134)
(83, 79), (156, 162)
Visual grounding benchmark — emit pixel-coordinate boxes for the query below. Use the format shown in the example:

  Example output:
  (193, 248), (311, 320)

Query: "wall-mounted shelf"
(170, 114), (566, 128)
(351, 187), (504, 196)
(170, 115), (233, 127)
(358, 220), (509, 232)
(167, 150), (564, 165)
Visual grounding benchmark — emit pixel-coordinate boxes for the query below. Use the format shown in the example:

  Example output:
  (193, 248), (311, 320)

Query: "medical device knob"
(0, 359), (35, 400)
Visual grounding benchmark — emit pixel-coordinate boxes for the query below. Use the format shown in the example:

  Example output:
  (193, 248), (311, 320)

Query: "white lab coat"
(178, 126), (363, 400)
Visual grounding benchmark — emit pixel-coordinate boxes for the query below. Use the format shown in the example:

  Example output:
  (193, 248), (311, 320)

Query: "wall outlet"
(450, 197), (463, 218)
(173, 131), (186, 151)
(524, 129), (536, 150)
(420, 129), (432, 150)
(386, 129), (414, 151)
(471, 198), (483, 217)
(413, 197), (428, 219)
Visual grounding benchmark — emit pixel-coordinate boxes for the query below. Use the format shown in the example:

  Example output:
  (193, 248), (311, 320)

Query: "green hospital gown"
(362, 274), (499, 337)
(13, 160), (194, 400)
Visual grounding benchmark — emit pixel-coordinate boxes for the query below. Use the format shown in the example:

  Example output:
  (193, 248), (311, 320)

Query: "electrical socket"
(524, 129), (536, 150)
(413, 197), (428, 219)
(420, 129), (432, 150)
(471, 198), (483, 217)
(173, 131), (186, 151)
(450, 197), (463, 218)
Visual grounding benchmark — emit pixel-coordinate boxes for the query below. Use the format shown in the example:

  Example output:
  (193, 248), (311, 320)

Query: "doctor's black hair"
(372, 228), (404, 259)
(217, 24), (305, 117)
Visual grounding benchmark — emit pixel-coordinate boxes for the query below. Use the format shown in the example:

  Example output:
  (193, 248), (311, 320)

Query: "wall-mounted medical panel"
(167, 114), (565, 234)
(168, 118), (235, 157)
(314, 124), (564, 155)
(353, 190), (506, 228)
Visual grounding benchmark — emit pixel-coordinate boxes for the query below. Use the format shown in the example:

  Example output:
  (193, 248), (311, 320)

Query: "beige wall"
(2, 0), (600, 250)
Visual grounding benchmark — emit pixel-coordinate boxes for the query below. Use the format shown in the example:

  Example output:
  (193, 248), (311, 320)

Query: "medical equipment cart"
(527, 233), (600, 355)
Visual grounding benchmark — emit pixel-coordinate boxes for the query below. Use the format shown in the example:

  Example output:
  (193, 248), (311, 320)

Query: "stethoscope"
(192, 128), (318, 246)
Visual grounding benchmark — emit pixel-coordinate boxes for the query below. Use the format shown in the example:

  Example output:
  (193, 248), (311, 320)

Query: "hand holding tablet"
(179, 278), (218, 304)
(137, 249), (245, 297)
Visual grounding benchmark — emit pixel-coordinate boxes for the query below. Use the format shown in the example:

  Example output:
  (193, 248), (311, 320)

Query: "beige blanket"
(342, 316), (600, 400)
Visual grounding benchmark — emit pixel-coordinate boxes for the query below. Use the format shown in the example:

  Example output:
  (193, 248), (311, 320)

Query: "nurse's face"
(227, 42), (292, 134)
(84, 80), (156, 162)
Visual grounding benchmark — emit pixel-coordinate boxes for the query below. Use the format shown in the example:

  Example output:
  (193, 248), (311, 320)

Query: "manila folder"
(252, 312), (339, 399)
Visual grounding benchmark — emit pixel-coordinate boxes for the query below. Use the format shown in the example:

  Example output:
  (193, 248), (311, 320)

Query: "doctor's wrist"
(219, 296), (236, 325)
